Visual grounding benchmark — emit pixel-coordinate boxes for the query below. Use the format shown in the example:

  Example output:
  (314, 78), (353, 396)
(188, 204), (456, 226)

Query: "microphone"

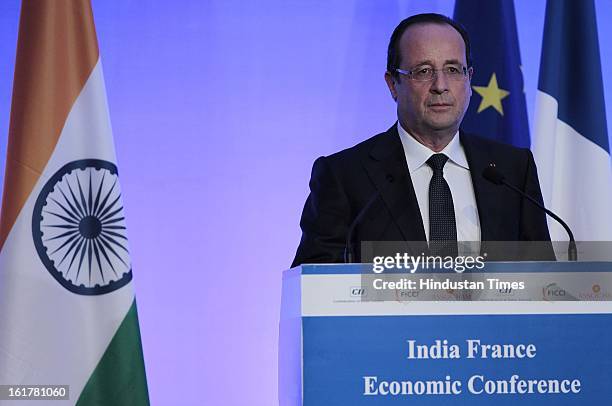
(482, 164), (577, 261)
(344, 174), (394, 263)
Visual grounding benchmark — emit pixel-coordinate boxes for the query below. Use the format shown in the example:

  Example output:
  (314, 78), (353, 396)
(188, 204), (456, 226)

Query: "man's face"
(385, 23), (472, 136)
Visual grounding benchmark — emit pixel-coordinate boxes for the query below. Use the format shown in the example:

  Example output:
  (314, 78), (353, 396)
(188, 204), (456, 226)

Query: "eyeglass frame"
(395, 64), (473, 82)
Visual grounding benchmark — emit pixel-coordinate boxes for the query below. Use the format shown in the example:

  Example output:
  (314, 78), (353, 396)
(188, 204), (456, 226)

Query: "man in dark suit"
(292, 13), (551, 267)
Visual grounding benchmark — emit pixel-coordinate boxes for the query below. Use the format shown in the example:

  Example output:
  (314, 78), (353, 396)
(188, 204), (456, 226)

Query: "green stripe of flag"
(77, 299), (150, 406)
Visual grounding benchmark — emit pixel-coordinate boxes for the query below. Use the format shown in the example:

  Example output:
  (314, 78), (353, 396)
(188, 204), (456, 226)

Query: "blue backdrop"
(1, 1), (612, 405)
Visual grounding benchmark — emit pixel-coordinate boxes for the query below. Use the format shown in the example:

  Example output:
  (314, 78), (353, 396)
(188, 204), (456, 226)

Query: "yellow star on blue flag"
(473, 73), (510, 115)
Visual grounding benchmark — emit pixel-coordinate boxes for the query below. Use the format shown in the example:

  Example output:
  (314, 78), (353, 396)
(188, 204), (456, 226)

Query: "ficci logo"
(543, 283), (566, 300)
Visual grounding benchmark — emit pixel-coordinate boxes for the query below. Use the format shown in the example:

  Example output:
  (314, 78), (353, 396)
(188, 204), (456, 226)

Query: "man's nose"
(430, 70), (449, 94)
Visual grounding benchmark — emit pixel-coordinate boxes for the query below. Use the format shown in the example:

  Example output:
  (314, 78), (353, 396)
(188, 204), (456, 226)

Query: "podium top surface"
(287, 261), (612, 275)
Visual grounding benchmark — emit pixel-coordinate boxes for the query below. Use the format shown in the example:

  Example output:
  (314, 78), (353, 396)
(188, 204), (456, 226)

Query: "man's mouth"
(428, 103), (453, 112)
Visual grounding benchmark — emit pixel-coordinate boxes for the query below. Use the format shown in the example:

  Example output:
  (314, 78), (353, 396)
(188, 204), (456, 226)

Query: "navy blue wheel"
(32, 159), (132, 295)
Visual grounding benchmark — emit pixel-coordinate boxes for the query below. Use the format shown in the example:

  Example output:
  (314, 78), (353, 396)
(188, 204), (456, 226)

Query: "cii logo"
(350, 287), (366, 297)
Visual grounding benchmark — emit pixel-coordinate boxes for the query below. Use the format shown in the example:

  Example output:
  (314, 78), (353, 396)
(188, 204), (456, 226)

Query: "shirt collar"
(397, 122), (469, 172)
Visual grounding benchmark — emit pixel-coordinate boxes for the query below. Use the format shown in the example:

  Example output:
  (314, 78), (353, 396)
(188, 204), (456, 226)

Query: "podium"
(279, 262), (612, 405)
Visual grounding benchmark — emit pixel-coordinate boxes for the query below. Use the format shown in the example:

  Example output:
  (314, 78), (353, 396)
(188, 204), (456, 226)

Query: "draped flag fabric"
(533, 0), (612, 241)
(454, 0), (531, 148)
(0, 1), (149, 404)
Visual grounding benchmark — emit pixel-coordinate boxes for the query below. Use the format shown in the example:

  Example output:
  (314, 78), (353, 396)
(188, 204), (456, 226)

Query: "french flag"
(533, 0), (612, 241)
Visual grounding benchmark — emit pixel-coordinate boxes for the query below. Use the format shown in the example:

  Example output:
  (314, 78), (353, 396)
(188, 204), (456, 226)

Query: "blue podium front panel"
(292, 263), (612, 405)
(303, 313), (612, 405)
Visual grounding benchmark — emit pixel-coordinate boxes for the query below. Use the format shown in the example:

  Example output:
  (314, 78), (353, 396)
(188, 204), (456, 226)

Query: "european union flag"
(454, 0), (530, 148)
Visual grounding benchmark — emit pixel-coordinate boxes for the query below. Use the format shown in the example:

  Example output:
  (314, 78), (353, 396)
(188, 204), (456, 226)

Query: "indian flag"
(0, 1), (149, 405)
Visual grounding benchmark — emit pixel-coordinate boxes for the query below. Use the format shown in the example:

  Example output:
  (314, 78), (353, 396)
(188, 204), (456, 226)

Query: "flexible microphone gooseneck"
(344, 174), (394, 263)
(482, 164), (577, 261)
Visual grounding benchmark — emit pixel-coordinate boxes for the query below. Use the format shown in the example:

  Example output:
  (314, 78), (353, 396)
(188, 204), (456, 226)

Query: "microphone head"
(482, 164), (505, 185)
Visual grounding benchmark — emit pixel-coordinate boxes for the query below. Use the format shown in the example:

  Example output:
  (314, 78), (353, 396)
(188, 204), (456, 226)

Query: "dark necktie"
(426, 153), (458, 257)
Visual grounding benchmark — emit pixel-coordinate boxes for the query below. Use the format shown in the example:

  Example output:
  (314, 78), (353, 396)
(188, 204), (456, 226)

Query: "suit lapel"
(362, 125), (427, 241)
(360, 128), (504, 242)
(460, 131), (504, 241)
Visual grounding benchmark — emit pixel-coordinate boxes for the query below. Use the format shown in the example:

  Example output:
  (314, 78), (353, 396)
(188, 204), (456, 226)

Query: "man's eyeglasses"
(395, 65), (471, 82)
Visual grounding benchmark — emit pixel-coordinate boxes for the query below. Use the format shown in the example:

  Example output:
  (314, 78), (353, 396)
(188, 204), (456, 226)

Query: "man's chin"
(424, 119), (460, 133)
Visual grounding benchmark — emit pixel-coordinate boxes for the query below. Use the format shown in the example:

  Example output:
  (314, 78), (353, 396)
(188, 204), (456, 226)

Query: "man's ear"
(384, 71), (398, 102)
(467, 67), (474, 97)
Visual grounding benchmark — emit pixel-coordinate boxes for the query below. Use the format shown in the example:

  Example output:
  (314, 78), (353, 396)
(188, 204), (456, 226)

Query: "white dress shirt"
(397, 123), (481, 243)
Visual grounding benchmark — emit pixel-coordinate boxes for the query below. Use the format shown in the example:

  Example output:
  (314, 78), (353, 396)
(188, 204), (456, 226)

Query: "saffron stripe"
(0, 0), (99, 250)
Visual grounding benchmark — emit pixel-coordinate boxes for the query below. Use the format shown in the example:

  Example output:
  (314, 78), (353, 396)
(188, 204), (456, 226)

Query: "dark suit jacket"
(292, 125), (552, 267)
